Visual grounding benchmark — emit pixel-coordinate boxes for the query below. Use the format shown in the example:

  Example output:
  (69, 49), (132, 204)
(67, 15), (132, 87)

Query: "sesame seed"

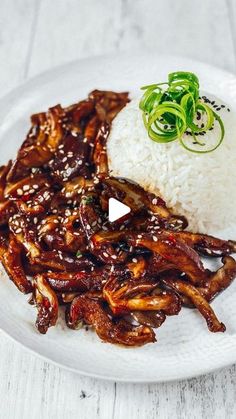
(152, 198), (157, 205)
(132, 258), (138, 263)
(153, 236), (158, 242)
(17, 188), (23, 196)
(23, 185), (30, 191)
(111, 255), (117, 260)
(15, 228), (22, 234)
(103, 252), (109, 258)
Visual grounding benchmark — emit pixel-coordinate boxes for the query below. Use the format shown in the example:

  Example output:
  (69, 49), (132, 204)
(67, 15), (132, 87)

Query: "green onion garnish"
(139, 71), (225, 153)
(76, 251), (82, 258)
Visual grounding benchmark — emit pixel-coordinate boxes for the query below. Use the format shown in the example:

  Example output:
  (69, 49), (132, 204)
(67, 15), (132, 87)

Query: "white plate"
(0, 52), (236, 383)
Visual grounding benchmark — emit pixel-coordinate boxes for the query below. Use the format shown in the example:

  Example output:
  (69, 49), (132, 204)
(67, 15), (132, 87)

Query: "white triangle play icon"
(108, 198), (131, 222)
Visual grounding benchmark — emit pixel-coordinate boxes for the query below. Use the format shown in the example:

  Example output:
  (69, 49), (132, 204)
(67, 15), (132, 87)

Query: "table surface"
(1, 1), (236, 418)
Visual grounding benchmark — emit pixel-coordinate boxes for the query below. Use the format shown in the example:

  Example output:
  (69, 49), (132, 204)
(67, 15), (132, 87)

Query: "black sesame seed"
(227, 108), (230, 112)
(221, 104), (225, 108)
(216, 107), (221, 111)
(197, 111), (201, 120)
(211, 101), (215, 105)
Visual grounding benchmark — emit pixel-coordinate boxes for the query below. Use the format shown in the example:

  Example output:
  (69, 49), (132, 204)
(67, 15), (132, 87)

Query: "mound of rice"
(107, 96), (236, 234)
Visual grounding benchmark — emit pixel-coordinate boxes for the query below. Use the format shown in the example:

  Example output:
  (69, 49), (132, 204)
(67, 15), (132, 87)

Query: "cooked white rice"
(107, 95), (236, 234)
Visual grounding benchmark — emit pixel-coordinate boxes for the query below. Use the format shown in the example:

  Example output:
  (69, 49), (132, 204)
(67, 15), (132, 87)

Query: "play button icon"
(108, 198), (131, 222)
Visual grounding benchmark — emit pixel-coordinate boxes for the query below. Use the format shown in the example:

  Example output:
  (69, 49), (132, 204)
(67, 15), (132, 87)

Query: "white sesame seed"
(132, 258), (138, 263)
(111, 255), (117, 260)
(15, 228), (22, 234)
(23, 185), (30, 191)
(153, 236), (158, 242)
(17, 188), (23, 196)
(103, 252), (109, 258)
(152, 198), (158, 205)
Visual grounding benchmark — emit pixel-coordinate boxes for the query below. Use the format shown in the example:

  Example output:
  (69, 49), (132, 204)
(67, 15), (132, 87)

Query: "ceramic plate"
(0, 53), (236, 382)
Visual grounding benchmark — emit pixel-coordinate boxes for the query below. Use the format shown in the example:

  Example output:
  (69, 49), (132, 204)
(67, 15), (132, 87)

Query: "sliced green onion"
(139, 71), (225, 154)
